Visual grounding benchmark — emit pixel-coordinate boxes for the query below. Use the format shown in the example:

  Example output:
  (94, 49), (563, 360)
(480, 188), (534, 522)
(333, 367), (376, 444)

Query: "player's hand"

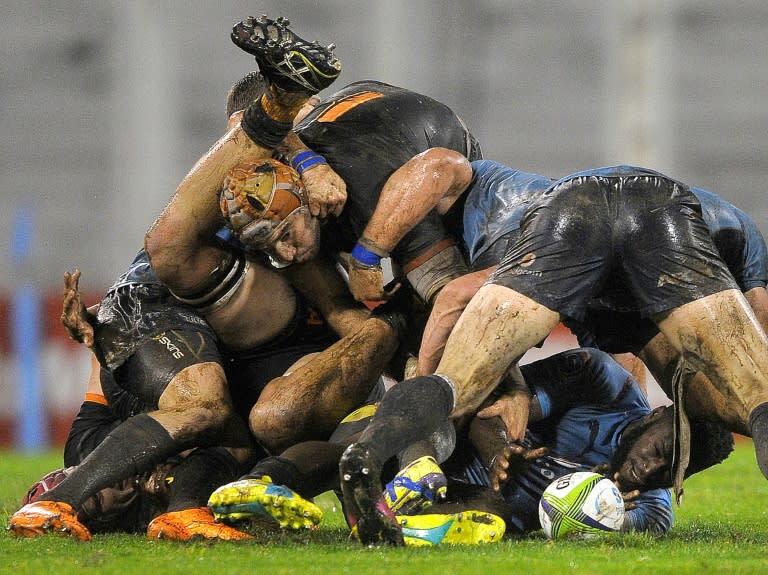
(619, 487), (641, 511)
(347, 258), (401, 302)
(300, 162), (347, 219)
(488, 443), (549, 491)
(476, 391), (530, 443)
(591, 464), (640, 511)
(61, 270), (95, 348)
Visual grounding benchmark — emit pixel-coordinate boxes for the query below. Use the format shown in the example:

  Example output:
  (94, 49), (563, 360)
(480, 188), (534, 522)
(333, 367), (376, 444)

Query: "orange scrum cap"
(220, 158), (307, 246)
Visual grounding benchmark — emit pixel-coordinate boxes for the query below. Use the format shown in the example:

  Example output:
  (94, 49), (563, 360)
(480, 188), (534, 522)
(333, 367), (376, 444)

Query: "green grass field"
(1, 440), (767, 575)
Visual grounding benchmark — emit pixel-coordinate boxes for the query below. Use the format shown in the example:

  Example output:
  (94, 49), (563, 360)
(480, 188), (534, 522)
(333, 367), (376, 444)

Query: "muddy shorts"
(490, 168), (738, 321)
(95, 283), (221, 408)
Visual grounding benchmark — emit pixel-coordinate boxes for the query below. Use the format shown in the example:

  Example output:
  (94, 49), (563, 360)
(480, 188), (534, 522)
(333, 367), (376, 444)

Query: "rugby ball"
(538, 471), (625, 539)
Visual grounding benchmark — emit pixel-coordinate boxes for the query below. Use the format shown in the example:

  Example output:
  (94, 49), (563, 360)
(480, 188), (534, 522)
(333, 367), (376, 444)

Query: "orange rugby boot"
(7, 500), (92, 541)
(146, 506), (253, 541)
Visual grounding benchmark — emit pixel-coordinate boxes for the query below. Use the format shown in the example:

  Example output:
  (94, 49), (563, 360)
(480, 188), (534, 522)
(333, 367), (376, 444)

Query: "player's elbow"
(144, 229), (180, 286)
(416, 148), (472, 205)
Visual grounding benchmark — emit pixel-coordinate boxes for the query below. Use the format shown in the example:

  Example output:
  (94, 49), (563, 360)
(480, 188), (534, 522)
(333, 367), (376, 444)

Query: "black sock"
(246, 456), (301, 489)
(41, 414), (177, 509)
(358, 375), (454, 466)
(398, 440), (437, 469)
(165, 447), (243, 511)
(749, 402), (768, 479)
(396, 421), (457, 467)
(63, 401), (121, 467)
(241, 99), (293, 148)
(247, 441), (347, 498)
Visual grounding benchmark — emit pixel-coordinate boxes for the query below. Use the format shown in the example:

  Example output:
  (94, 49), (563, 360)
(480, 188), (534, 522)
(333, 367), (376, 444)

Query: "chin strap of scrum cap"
(671, 354), (696, 506)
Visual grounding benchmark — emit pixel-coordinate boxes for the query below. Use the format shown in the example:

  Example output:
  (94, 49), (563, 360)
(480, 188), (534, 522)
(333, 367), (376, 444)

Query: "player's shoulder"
(317, 80), (401, 103)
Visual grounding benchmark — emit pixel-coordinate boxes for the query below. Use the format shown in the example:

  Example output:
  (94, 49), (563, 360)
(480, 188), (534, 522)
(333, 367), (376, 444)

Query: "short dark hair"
(686, 417), (735, 476)
(226, 71), (267, 117)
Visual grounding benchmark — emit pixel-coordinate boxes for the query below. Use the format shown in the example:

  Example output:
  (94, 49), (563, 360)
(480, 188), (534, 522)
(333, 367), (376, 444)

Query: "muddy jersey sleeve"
(732, 207), (768, 290)
(522, 348), (646, 420)
(462, 161), (553, 265)
(622, 488), (674, 533)
(693, 187), (768, 291)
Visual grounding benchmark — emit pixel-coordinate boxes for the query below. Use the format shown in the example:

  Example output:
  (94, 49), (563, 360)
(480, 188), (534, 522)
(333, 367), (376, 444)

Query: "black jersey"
(93, 250), (215, 371)
(294, 80), (482, 265)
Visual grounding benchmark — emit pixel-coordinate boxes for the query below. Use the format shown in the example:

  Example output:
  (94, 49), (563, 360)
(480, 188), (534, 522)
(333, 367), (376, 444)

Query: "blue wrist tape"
(291, 150), (328, 175)
(351, 243), (382, 266)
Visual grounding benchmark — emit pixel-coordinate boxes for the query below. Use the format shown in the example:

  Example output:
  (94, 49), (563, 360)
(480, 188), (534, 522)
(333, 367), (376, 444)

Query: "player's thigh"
(114, 328), (224, 409)
(439, 283), (559, 414)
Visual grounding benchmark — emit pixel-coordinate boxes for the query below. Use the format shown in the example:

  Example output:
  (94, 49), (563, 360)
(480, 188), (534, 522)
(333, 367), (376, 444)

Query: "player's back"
(296, 80), (482, 255)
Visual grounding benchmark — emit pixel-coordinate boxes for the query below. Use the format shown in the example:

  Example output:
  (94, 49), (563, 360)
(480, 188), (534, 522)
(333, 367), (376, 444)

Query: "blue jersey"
(690, 187), (768, 291)
(452, 348), (673, 534)
(462, 160), (553, 265)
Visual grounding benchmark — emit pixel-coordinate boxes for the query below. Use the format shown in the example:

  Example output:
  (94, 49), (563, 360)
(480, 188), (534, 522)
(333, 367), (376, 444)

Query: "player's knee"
(249, 402), (302, 453)
(163, 401), (235, 444)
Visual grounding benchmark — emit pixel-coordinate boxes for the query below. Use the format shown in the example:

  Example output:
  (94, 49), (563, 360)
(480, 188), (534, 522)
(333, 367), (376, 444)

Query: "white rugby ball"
(538, 471), (625, 539)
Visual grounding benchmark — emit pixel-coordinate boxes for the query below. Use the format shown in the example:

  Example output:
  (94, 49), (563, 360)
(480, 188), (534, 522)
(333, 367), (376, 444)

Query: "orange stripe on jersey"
(84, 392), (109, 406)
(317, 91), (384, 122)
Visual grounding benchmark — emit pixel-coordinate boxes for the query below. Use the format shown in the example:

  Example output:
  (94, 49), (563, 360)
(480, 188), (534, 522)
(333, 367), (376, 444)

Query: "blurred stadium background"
(2, 0), (767, 449)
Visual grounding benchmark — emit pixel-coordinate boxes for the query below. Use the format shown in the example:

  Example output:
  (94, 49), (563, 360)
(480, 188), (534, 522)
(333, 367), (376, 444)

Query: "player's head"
(220, 158), (320, 267)
(611, 405), (734, 492)
(226, 71), (268, 118)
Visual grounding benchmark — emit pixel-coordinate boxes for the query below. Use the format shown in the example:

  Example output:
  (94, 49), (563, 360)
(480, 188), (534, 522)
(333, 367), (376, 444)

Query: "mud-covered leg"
(655, 289), (768, 478)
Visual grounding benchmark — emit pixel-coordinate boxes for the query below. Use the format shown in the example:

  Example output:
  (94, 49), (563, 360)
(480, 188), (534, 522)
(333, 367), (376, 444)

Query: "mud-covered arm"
(475, 365), (532, 444)
(145, 124), (265, 296)
(358, 148), (472, 254)
(468, 393), (548, 491)
(345, 148), (473, 302)
(285, 255), (370, 338)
